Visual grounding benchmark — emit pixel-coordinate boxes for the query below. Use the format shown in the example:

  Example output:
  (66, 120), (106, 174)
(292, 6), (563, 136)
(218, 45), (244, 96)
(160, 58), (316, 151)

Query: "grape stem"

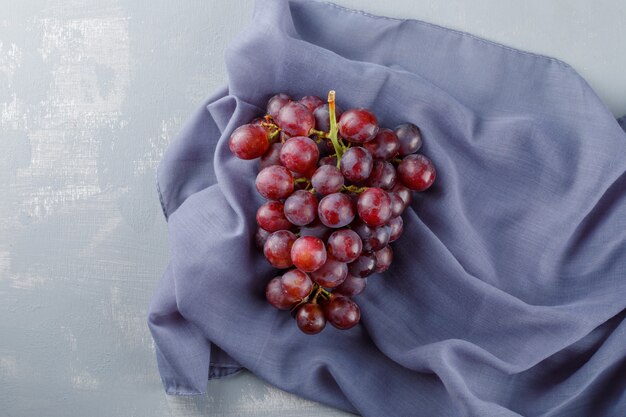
(342, 185), (368, 194)
(308, 128), (328, 139)
(327, 90), (343, 168)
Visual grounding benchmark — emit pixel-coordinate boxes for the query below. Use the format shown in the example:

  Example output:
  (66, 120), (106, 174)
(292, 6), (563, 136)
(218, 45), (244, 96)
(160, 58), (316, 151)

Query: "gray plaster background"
(1, 1), (624, 416)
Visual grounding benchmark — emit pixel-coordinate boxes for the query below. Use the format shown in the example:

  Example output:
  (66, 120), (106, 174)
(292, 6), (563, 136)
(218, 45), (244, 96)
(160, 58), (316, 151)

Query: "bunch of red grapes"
(229, 91), (436, 335)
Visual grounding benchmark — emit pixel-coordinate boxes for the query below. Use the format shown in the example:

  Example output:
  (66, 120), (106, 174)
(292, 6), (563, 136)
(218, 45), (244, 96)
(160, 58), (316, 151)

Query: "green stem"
(327, 91), (343, 168)
(308, 128), (328, 138)
(269, 129), (281, 141)
(342, 185), (368, 194)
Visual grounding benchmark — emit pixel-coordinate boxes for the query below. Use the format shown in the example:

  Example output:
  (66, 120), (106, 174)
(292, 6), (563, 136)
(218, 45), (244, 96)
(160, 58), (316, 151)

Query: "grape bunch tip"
(229, 90), (436, 335)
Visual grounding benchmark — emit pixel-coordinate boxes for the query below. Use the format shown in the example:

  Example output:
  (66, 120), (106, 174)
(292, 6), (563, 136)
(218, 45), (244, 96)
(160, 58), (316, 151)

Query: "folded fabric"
(147, 1), (626, 415)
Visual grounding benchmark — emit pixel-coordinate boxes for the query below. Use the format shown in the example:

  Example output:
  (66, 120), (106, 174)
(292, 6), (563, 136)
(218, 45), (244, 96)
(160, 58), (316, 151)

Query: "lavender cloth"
(147, 1), (626, 415)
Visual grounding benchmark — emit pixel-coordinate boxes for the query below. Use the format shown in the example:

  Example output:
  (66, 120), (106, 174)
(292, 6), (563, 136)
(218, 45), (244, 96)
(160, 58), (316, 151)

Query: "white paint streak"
(12, 12), (131, 222)
(133, 117), (177, 176)
(70, 369), (101, 391)
(0, 356), (19, 378)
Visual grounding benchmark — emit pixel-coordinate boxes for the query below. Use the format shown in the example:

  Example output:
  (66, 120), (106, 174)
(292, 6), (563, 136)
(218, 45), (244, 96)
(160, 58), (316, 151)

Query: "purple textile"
(148, 1), (626, 415)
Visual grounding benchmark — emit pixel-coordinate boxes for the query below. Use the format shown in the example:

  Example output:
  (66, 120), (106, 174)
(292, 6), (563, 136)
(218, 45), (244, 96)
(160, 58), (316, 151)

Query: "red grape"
(319, 155), (337, 167)
(310, 257), (348, 288)
(291, 236), (327, 272)
(388, 216), (403, 242)
(255, 227), (270, 250)
(324, 295), (361, 329)
(340, 147), (373, 183)
(296, 303), (326, 334)
(311, 165), (344, 195)
(280, 136), (319, 174)
(229, 124), (270, 160)
(391, 183), (413, 207)
(357, 187), (392, 227)
(365, 160), (397, 190)
(327, 229), (362, 263)
(397, 154), (436, 191)
(299, 218), (332, 240)
(299, 95), (324, 112)
(395, 123), (422, 155)
(314, 104), (342, 132)
(267, 93), (292, 119)
(281, 269), (313, 301)
(389, 192), (405, 218)
(276, 102), (315, 137)
(250, 117), (265, 126)
(338, 109), (379, 143)
(255, 165), (294, 200)
(266, 277), (296, 310)
(374, 246), (393, 273)
(263, 230), (296, 268)
(347, 252), (377, 277)
(318, 193), (355, 228)
(363, 128), (400, 160)
(256, 201), (292, 232)
(259, 142), (283, 169)
(284, 190), (318, 226)
(352, 221), (390, 252)
(334, 276), (367, 297)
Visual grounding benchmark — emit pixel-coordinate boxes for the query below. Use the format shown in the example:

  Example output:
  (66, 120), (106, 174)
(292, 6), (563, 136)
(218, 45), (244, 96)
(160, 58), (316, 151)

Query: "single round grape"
(334, 276), (367, 297)
(310, 257), (348, 288)
(291, 236), (327, 272)
(255, 227), (271, 250)
(352, 221), (390, 252)
(388, 216), (404, 242)
(284, 190), (318, 226)
(263, 230), (296, 269)
(318, 193), (356, 228)
(327, 229), (362, 263)
(259, 142), (282, 170)
(298, 95), (324, 112)
(281, 269), (313, 301)
(357, 187), (393, 227)
(365, 160), (397, 190)
(391, 183), (413, 207)
(338, 109), (379, 143)
(266, 277), (296, 310)
(296, 303), (326, 334)
(313, 104), (343, 132)
(299, 218), (332, 240)
(280, 136), (319, 175)
(388, 192), (405, 218)
(229, 124), (270, 160)
(267, 93), (291, 119)
(324, 295), (361, 330)
(311, 165), (344, 195)
(276, 102), (315, 137)
(374, 246), (393, 273)
(340, 147), (373, 183)
(256, 201), (292, 232)
(397, 154), (436, 191)
(347, 252), (377, 277)
(319, 155), (337, 167)
(363, 128), (400, 160)
(255, 165), (294, 200)
(395, 123), (423, 155)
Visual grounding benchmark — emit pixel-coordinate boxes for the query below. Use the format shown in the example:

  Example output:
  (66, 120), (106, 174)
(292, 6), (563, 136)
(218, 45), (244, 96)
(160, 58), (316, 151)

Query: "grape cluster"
(229, 91), (436, 334)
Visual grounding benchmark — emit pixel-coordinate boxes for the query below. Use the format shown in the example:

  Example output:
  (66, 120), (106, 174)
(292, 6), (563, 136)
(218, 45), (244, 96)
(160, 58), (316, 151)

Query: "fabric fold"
(148, 1), (626, 415)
